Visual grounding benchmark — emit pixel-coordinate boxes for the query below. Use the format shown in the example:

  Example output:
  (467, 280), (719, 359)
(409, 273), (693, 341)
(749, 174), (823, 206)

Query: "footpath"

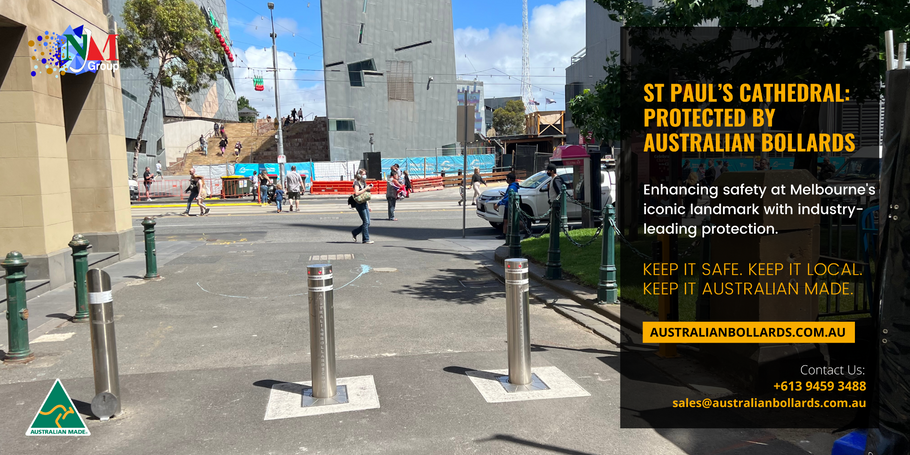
(0, 233), (816, 454)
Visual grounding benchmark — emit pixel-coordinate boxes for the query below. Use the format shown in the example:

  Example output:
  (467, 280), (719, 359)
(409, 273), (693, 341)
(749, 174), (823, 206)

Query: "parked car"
(129, 179), (139, 201)
(476, 168), (615, 229)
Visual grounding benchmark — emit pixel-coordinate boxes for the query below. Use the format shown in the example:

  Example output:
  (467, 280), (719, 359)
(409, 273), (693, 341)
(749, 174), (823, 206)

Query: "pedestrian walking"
(213, 122), (219, 136)
(156, 162), (163, 177)
(196, 172), (210, 216)
(200, 134), (207, 156)
(143, 166), (154, 201)
(183, 168), (207, 216)
(218, 137), (227, 156)
(386, 167), (401, 221)
(291, 108), (297, 122)
(258, 169), (271, 206)
(545, 163), (565, 206)
(234, 141), (242, 158)
(220, 125), (227, 141)
(285, 165), (304, 212)
(275, 184), (285, 213)
(351, 169), (373, 244)
(471, 167), (487, 205)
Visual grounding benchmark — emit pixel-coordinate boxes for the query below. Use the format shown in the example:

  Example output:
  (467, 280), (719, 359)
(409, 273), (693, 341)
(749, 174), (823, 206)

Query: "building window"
(330, 119), (356, 131)
(387, 60), (414, 102)
(348, 59), (376, 87)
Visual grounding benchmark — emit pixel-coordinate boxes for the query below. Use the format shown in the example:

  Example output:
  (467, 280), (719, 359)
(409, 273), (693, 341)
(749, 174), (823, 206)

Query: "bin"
(222, 176), (252, 199)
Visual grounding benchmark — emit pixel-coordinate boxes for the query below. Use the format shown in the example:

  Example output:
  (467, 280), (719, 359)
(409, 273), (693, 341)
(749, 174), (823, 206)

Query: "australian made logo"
(29, 25), (118, 78)
(26, 379), (90, 436)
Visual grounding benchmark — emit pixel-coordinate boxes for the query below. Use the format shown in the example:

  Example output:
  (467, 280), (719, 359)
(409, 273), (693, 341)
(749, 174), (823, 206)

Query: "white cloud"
(232, 46), (326, 120)
(242, 16), (299, 40)
(454, 0), (586, 110)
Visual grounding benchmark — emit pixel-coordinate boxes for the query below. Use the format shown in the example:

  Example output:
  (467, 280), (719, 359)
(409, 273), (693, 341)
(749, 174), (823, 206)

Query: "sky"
(224, 0), (586, 118)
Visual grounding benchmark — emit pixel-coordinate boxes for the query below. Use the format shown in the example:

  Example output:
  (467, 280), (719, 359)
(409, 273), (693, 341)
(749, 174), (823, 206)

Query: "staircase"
(170, 122), (278, 174)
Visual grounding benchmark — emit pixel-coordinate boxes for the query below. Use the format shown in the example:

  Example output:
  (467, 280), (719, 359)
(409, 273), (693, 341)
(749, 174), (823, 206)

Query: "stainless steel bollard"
(505, 258), (532, 386)
(304, 264), (346, 406)
(87, 269), (121, 418)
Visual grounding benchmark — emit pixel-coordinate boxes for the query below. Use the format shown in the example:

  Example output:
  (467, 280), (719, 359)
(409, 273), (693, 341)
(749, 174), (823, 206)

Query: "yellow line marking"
(132, 209), (472, 218)
(132, 203), (260, 208)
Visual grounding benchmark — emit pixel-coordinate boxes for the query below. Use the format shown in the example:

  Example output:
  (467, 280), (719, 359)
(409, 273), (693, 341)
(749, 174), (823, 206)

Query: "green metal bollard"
(69, 235), (91, 322)
(507, 188), (522, 258)
(598, 205), (618, 304)
(545, 182), (564, 280)
(2, 252), (34, 364)
(142, 217), (159, 279)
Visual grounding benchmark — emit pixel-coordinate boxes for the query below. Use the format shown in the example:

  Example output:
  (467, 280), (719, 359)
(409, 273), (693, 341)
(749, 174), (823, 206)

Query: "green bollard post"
(69, 235), (91, 322)
(507, 188), (522, 258)
(2, 252), (34, 364)
(545, 182), (564, 280)
(598, 205), (618, 304)
(142, 217), (159, 279)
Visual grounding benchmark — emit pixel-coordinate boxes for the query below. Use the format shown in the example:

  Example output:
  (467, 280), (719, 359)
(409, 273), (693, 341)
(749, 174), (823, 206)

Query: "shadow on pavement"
(392, 267), (504, 305)
(290, 223), (494, 242)
(476, 434), (598, 455)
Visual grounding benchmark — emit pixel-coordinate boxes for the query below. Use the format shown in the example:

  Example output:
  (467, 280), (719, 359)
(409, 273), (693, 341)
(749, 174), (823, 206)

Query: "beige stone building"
(0, 0), (133, 290)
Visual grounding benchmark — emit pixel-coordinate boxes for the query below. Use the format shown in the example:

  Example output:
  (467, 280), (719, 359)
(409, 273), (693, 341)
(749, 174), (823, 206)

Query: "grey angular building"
(321, 0), (457, 161)
(105, 0), (238, 172)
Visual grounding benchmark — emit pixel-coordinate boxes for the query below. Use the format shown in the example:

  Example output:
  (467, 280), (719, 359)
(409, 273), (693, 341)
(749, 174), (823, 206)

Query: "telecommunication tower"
(521, 0), (532, 113)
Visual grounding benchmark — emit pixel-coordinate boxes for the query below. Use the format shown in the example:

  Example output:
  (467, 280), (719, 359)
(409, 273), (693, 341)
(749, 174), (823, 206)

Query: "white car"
(476, 168), (615, 229)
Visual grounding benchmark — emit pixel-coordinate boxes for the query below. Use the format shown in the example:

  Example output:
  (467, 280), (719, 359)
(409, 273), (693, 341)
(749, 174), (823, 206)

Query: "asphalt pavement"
(0, 197), (823, 454)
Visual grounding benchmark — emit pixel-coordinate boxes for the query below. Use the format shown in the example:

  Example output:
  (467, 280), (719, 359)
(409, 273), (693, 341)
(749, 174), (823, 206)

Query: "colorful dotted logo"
(28, 31), (67, 78)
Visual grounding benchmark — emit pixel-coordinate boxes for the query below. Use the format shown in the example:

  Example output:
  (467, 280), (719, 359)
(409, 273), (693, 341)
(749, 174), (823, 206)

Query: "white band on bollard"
(89, 291), (113, 305)
(308, 285), (334, 292)
(308, 273), (333, 281)
(505, 279), (529, 285)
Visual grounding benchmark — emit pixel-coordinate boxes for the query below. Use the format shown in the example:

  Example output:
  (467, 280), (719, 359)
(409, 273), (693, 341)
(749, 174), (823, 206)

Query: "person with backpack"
(351, 169), (374, 244)
(218, 137), (227, 156)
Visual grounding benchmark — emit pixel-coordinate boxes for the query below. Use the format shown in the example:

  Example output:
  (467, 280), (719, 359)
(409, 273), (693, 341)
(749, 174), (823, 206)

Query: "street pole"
(598, 205), (617, 304)
(268, 2), (285, 170)
(462, 105), (469, 239)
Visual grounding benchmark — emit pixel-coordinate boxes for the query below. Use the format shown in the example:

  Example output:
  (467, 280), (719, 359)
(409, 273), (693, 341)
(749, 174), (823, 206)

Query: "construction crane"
(521, 0), (533, 113)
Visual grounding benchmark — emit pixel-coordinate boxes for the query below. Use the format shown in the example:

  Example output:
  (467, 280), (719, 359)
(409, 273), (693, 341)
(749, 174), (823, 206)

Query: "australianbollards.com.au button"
(641, 321), (855, 343)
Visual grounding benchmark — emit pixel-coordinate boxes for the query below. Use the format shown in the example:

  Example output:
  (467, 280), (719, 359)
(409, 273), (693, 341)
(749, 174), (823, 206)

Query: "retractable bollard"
(303, 264), (347, 406)
(503, 258), (546, 392)
(598, 205), (618, 304)
(141, 217), (159, 279)
(86, 269), (121, 419)
(2, 252), (34, 364)
(69, 235), (91, 322)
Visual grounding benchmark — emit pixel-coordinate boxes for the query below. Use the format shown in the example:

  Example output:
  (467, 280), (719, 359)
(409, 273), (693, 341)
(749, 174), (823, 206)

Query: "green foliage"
(568, 51), (623, 147)
(492, 100), (526, 136)
(119, 0), (224, 177)
(237, 96), (256, 123)
(119, 0), (224, 101)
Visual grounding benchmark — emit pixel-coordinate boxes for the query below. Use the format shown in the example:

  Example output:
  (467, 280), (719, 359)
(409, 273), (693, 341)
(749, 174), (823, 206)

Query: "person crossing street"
(285, 165), (304, 212)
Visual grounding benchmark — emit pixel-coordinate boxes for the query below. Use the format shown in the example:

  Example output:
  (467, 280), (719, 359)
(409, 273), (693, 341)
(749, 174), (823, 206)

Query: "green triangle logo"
(26, 379), (90, 436)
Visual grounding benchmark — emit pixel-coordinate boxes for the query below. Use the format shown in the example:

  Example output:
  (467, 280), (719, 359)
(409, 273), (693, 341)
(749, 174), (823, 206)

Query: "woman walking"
(471, 167), (487, 205)
(351, 169), (374, 244)
(196, 172), (210, 216)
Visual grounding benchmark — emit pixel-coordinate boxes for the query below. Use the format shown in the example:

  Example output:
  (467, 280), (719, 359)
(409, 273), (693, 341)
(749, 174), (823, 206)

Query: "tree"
(568, 51), (623, 152)
(593, 0), (910, 176)
(492, 100), (527, 136)
(237, 96), (256, 123)
(119, 0), (224, 178)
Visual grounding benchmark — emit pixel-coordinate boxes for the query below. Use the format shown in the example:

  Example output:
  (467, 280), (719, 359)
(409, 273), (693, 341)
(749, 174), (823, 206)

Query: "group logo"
(28, 25), (118, 78)
(26, 379), (90, 436)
